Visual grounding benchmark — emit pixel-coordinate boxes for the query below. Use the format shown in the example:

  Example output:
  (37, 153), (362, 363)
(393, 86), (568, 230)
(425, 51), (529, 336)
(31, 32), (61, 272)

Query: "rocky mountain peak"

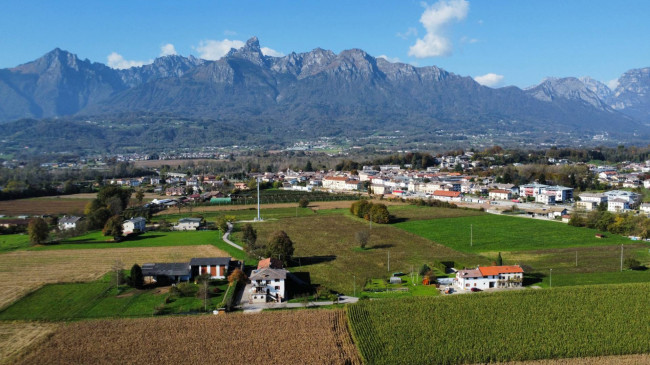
(226, 36), (266, 67)
(526, 77), (610, 110)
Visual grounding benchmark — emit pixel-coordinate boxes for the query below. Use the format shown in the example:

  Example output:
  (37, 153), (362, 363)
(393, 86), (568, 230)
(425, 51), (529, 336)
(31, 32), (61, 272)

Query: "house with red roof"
(456, 265), (524, 291)
(432, 190), (462, 202)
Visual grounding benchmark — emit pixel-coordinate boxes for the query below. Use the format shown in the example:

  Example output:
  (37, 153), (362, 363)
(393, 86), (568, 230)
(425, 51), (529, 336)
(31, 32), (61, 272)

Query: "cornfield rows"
(16, 310), (361, 364)
(346, 283), (650, 364)
(0, 245), (227, 310)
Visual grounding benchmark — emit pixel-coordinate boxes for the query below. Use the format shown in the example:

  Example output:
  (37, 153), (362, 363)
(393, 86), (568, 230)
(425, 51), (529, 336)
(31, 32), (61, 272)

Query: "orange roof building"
(456, 265), (524, 291)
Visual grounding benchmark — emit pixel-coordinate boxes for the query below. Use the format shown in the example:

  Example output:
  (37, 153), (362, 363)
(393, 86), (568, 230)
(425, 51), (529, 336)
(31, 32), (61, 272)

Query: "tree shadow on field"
(291, 255), (336, 267)
(125, 234), (164, 241)
(523, 272), (545, 286)
(389, 217), (409, 224)
(370, 243), (395, 250)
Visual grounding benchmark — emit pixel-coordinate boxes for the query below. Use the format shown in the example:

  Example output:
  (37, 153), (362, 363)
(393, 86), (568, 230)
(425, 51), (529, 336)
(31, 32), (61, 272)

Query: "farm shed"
(389, 276), (402, 284)
(141, 263), (191, 284)
(190, 257), (231, 279)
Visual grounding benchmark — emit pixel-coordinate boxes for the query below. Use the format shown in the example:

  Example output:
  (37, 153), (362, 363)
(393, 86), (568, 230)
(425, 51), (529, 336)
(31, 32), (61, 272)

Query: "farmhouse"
(174, 217), (203, 231)
(58, 216), (81, 231)
(122, 217), (146, 235)
(456, 265), (524, 290)
(249, 267), (288, 303)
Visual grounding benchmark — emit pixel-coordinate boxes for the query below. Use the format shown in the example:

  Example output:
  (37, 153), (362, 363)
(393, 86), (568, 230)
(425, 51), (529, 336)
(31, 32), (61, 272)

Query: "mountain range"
(1, 37), (649, 154)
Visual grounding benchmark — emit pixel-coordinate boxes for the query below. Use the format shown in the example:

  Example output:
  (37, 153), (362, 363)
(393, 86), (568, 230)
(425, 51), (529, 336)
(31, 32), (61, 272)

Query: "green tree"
(266, 230), (294, 266)
(298, 197), (309, 208)
(97, 185), (132, 212)
(28, 217), (49, 245)
(87, 207), (112, 230)
(419, 264), (431, 276)
(242, 223), (257, 247)
(102, 215), (123, 240)
(497, 252), (503, 266)
(130, 264), (144, 289)
(304, 160), (314, 172)
(368, 203), (390, 224)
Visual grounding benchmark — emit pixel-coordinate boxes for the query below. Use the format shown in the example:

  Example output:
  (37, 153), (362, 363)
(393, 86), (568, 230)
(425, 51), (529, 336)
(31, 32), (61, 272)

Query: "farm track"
(0, 245), (227, 310)
(16, 310), (361, 364)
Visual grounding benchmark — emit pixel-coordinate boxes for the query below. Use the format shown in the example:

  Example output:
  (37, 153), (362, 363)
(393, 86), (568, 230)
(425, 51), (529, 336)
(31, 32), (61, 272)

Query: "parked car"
(470, 287), (482, 292)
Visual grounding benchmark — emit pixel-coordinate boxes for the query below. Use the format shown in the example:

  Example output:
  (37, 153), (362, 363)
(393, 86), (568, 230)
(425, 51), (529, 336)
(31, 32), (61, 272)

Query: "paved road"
(222, 222), (243, 250)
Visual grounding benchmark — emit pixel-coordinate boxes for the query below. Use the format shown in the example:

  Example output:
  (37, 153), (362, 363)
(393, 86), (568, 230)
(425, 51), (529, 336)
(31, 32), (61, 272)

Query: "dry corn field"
(0, 198), (89, 216)
(0, 245), (227, 309)
(498, 354), (650, 365)
(0, 322), (59, 364)
(16, 310), (361, 365)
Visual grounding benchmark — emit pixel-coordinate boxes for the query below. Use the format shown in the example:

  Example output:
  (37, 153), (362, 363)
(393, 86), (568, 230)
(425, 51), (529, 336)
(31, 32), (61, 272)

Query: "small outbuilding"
(190, 257), (231, 279)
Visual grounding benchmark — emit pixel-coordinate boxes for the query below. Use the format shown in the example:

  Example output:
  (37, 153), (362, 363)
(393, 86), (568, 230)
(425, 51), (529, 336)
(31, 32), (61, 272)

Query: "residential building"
(489, 189), (512, 200)
(122, 217), (146, 235)
(174, 218), (203, 231)
(536, 193), (556, 205)
(249, 267), (288, 303)
(58, 216), (81, 231)
(456, 265), (524, 290)
(431, 190), (462, 202)
(608, 198), (630, 212)
(640, 203), (650, 215)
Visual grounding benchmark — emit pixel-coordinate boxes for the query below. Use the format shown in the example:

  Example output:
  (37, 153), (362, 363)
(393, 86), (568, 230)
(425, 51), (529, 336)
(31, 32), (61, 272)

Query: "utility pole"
(353, 275), (356, 297)
(387, 251), (390, 272)
(256, 177), (262, 221)
(470, 224), (473, 247)
(575, 251), (578, 267)
(369, 212), (372, 230)
(549, 268), (552, 288)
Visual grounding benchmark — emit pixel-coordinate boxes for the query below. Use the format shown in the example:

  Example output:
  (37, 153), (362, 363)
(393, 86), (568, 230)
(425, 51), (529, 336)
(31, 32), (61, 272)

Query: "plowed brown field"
(16, 310), (361, 365)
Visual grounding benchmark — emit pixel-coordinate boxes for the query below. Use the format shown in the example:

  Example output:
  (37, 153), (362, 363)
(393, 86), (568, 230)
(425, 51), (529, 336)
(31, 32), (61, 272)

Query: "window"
(275, 279), (279, 282)
(274, 286), (280, 290)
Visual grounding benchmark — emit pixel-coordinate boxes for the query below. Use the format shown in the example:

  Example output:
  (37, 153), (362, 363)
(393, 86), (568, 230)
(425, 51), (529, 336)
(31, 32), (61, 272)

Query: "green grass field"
(0, 234), (31, 252)
(395, 214), (635, 253)
(536, 270), (650, 288)
(388, 204), (484, 222)
(0, 274), (229, 321)
(32, 230), (220, 250)
(347, 283), (650, 364)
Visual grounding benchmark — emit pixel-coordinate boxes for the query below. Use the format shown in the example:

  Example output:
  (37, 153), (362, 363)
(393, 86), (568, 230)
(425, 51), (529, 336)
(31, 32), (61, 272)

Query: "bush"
(130, 264), (144, 289)
(298, 197), (309, 208)
(355, 230), (370, 249)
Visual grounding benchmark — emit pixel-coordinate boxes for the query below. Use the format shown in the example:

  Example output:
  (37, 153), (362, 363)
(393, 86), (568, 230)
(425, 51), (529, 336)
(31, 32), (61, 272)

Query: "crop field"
(0, 234), (31, 252)
(346, 283), (650, 364)
(503, 354), (650, 364)
(0, 197), (88, 216)
(535, 270), (650, 288)
(0, 245), (227, 310)
(395, 214), (635, 253)
(16, 309), (361, 364)
(233, 214), (488, 294)
(0, 322), (59, 365)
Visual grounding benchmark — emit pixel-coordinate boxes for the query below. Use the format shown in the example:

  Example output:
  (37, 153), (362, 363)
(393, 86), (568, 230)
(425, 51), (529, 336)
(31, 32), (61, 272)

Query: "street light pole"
(549, 268), (552, 288)
(620, 244), (623, 272)
(353, 275), (356, 297)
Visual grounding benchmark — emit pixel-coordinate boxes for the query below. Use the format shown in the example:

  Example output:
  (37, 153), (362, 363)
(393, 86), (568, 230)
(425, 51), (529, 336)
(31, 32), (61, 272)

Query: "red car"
(470, 287), (482, 292)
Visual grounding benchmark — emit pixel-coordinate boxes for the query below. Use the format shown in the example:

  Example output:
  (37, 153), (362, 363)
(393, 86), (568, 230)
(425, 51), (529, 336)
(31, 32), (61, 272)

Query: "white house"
(456, 265), (524, 291)
(604, 190), (640, 207)
(58, 216), (81, 231)
(174, 218), (203, 231)
(579, 192), (607, 204)
(536, 193), (556, 205)
(489, 189), (512, 200)
(640, 203), (650, 215)
(608, 198), (630, 212)
(249, 268), (288, 303)
(122, 217), (146, 235)
(189, 257), (231, 279)
(322, 176), (360, 191)
(431, 190), (462, 202)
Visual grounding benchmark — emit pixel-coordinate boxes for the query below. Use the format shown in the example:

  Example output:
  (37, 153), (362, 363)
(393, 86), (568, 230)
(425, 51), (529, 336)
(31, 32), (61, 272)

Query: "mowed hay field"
(0, 322), (59, 365)
(0, 198), (89, 216)
(0, 245), (227, 310)
(16, 310), (361, 365)
(234, 213), (488, 294)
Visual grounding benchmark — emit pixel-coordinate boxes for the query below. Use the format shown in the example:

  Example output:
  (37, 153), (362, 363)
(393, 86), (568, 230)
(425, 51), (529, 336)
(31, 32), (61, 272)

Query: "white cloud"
(223, 30), (237, 36)
(106, 52), (151, 69)
(261, 47), (284, 57)
(606, 78), (619, 90)
(377, 55), (400, 63)
(460, 36), (478, 44)
(408, 0), (469, 58)
(474, 73), (504, 87)
(159, 43), (177, 57)
(195, 39), (245, 60)
(396, 27), (418, 39)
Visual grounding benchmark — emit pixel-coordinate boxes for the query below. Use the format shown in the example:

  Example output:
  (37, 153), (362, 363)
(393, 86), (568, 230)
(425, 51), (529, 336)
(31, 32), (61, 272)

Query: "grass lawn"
(361, 274), (441, 299)
(31, 230), (223, 250)
(395, 214), (635, 253)
(388, 204), (485, 222)
(233, 214), (488, 295)
(0, 273), (230, 321)
(0, 234), (31, 252)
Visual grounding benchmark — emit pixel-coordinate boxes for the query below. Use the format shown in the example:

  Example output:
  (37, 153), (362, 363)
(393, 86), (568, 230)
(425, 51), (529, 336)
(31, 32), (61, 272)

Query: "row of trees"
(569, 210), (650, 238)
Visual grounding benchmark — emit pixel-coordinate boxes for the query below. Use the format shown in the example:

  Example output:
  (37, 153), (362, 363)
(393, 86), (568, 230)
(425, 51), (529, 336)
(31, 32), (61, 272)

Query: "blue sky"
(1, 0), (649, 88)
